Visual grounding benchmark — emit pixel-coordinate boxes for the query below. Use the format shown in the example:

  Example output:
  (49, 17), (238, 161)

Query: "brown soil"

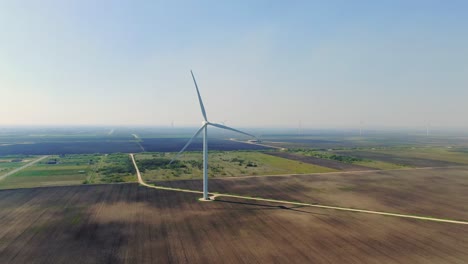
(1, 167), (467, 263)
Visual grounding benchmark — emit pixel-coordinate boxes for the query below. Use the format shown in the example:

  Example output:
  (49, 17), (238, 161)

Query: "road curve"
(130, 153), (201, 194)
(130, 154), (468, 225)
(0, 155), (49, 181)
(229, 138), (287, 150)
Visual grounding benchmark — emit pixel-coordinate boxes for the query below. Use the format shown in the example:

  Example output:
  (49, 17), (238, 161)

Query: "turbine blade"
(191, 70), (208, 121)
(169, 125), (205, 164)
(209, 123), (257, 139)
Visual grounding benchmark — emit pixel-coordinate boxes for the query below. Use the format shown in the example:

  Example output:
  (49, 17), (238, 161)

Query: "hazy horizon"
(1, 1), (467, 128)
(2, 124), (468, 135)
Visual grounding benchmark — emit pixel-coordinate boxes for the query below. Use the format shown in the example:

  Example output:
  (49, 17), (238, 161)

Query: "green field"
(136, 151), (337, 181)
(0, 161), (25, 174)
(0, 154), (136, 189)
(2, 145), (466, 190)
(0, 156), (36, 175)
(374, 147), (468, 165)
(353, 160), (406, 170)
(334, 146), (468, 168)
(288, 149), (406, 170)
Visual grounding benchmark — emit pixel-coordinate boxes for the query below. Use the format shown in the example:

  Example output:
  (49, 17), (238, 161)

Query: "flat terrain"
(0, 154), (136, 189)
(334, 149), (465, 167)
(347, 147), (468, 165)
(0, 157), (35, 176)
(0, 129), (269, 155)
(0, 156), (48, 181)
(136, 151), (336, 181)
(1, 167), (467, 263)
(157, 167), (468, 221)
(264, 151), (376, 171)
(140, 138), (271, 152)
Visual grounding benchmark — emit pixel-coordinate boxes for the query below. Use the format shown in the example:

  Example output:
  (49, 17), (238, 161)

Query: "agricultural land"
(1, 166), (467, 263)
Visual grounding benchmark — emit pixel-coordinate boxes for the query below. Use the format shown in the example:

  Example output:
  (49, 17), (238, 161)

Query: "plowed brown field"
(1, 167), (467, 263)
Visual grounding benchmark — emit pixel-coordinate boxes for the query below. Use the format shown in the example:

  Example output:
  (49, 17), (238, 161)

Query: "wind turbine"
(170, 70), (257, 201)
(359, 120), (363, 136)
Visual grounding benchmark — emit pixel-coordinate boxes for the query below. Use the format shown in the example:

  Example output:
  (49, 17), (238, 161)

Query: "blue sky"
(1, 0), (467, 129)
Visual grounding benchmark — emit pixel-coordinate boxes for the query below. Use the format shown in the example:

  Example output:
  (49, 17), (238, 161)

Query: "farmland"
(0, 136), (269, 156)
(1, 128), (468, 262)
(2, 144), (467, 190)
(341, 147), (468, 165)
(0, 156), (35, 175)
(156, 167), (468, 221)
(264, 151), (378, 171)
(140, 138), (271, 152)
(0, 154), (136, 189)
(135, 151), (336, 181)
(0, 151), (337, 189)
(333, 148), (468, 167)
(1, 166), (467, 263)
(259, 132), (468, 149)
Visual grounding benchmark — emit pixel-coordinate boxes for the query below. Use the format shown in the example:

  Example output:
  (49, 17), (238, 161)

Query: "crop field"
(273, 149), (407, 170)
(157, 167), (468, 221)
(361, 147), (468, 165)
(333, 147), (468, 167)
(260, 133), (468, 149)
(136, 151), (336, 181)
(0, 136), (269, 156)
(0, 154), (136, 189)
(0, 156), (34, 175)
(264, 151), (377, 171)
(0, 142), (143, 155)
(1, 166), (467, 263)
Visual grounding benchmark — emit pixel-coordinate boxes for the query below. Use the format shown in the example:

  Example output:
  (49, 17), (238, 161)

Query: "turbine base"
(198, 197), (213, 202)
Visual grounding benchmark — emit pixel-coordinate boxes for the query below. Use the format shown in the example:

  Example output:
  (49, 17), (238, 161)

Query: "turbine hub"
(202, 121), (208, 126)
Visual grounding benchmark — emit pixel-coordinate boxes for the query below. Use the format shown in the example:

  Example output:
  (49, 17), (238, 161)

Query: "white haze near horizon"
(1, 1), (467, 130)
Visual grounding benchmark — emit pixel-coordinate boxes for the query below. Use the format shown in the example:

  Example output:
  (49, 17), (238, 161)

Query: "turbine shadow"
(214, 199), (328, 216)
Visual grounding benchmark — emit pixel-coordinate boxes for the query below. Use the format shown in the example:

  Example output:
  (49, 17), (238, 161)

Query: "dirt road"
(129, 154), (468, 225)
(0, 156), (49, 181)
(229, 138), (286, 150)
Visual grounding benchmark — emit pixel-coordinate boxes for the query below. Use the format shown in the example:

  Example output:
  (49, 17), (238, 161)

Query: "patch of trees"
(99, 157), (135, 175)
(137, 158), (186, 172)
(326, 154), (362, 163)
(230, 157), (257, 168)
(185, 160), (203, 170)
(99, 164), (135, 175)
(290, 149), (363, 164)
(245, 161), (257, 167)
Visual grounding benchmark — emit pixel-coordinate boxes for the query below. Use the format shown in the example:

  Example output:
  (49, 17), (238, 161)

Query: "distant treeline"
(290, 149), (363, 163)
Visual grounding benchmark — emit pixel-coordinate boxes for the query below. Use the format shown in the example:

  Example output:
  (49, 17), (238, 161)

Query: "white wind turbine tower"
(170, 70), (257, 201)
(359, 120), (363, 136)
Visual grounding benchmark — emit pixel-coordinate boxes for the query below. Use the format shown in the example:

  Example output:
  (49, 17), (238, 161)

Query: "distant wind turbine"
(359, 120), (363, 136)
(170, 71), (257, 201)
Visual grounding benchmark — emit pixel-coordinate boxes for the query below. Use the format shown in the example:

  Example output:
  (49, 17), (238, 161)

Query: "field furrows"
(154, 167), (468, 222)
(0, 182), (467, 263)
